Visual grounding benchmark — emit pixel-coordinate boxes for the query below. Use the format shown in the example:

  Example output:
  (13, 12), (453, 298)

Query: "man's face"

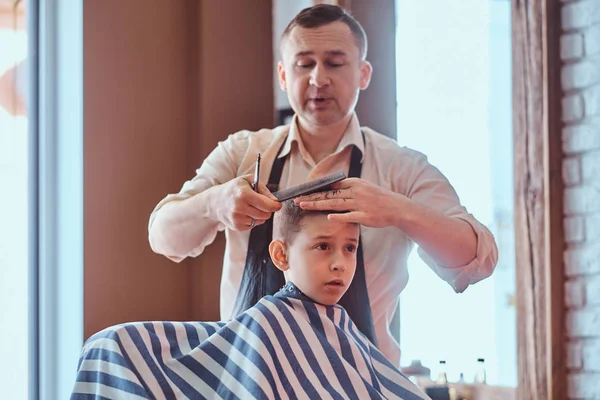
(277, 22), (371, 127)
(284, 214), (359, 305)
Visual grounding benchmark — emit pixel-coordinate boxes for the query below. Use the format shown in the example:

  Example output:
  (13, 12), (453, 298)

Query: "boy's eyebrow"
(313, 235), (359, 243)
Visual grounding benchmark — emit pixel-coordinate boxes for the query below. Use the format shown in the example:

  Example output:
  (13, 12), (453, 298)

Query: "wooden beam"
(512, 0), (565, 398)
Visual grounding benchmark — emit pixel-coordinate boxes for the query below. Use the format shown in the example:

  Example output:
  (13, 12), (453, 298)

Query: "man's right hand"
(210, 175), (282, 231)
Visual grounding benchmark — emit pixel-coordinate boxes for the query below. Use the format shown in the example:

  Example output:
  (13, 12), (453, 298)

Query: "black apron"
(233, 132), (377, 346)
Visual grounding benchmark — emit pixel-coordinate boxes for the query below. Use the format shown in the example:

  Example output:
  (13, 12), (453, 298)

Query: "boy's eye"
(316, 243), (329, 250)
(346, 245), (357, 253)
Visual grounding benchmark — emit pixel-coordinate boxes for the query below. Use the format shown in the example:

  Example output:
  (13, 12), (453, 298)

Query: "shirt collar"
(278, 113), (365, 163)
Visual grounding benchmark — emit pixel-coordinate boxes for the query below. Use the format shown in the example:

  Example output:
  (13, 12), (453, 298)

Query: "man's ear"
(269, 240), (289, 271)
(277, 61), (287, 92)
(359, 60), (373, 90)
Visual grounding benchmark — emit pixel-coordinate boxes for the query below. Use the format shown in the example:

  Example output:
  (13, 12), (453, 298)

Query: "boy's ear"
(269, 240), (289, 271)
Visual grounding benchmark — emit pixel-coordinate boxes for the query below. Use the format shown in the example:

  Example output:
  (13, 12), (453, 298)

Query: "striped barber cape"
(71, 285), (431, 400)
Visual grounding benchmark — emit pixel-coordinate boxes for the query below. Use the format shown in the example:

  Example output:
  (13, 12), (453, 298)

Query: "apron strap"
(336, 132), (377, 345)
(232, 140), (287, 315)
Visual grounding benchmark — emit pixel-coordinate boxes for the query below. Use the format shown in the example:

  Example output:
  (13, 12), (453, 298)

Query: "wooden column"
(190, 0), (274, 320)
(84, 0), (195, 337)
(83, 0), (274, 334)
(512, 0), (565, 398)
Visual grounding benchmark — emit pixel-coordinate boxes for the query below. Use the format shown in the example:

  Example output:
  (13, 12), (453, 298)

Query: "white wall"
(561, 1), (600, 398)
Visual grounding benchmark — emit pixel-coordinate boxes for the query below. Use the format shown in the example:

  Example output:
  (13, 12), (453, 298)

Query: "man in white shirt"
(148, 4), (498, 366)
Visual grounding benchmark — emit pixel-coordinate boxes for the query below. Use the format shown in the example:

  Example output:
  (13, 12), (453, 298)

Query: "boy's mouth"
(325, 279), (345, 287)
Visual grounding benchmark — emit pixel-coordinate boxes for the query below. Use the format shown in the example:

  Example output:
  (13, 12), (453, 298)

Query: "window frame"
(30, 0), (84, 398)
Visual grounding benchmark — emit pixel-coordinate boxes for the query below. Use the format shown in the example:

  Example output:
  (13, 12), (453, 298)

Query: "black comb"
(272, 171), (346, 202)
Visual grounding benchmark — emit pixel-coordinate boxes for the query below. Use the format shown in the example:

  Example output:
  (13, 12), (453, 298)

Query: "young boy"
(71, 201), (430, 399)
(268, 199), (360, 307)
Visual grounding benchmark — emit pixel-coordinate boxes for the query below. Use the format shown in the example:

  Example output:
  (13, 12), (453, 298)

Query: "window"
(395, 0), (516, 386)
(0, 1), (30, 397)
(0, 1), (84, 398)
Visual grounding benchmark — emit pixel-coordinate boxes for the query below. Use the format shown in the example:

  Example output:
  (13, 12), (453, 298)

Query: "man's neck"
(297, 116), (352, 164)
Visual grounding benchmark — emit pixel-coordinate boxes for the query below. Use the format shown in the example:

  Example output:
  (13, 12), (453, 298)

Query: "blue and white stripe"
(71, 294), (430, 399)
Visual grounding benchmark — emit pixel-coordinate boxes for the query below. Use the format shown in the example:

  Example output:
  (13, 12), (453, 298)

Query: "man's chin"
(303, 114), (343, 127)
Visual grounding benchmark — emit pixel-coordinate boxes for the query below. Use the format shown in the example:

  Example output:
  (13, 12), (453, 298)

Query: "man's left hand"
(294, 178), (404, 228)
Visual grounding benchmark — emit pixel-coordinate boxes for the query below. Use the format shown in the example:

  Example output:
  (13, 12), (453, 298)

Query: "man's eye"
(297, 62), (314, 69)
(328, 62), (343, 67)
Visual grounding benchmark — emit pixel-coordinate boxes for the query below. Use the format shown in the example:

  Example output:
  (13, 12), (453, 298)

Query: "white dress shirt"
(148, 113), (499, 366)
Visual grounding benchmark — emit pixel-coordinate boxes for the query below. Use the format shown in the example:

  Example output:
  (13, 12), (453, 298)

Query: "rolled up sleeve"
(417, 213), (498, 292)
(398, 149), (499, 293)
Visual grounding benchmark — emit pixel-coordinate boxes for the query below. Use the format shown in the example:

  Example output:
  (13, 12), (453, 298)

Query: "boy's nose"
(330, 262), (346, 272)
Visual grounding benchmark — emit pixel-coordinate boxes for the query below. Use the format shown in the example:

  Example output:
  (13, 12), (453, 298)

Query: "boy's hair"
(273, 199), (350, 243)
(281, 4), (368, 60)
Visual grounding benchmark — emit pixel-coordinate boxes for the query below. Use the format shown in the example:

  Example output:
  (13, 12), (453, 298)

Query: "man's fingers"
(240, 204), (273, 221)
(240, 183), (281, 213)
(249, 193), (281, 213)
(295, 188), (352, 204)
(253, 218), (269, 227)
(234, 216), (268, 231)
(327, 211), (364, 224)
(329, 179), (353, 190)
(257, 182), (279, 202)
(298, 198), (355, 211)
(239, 175), (278, 201)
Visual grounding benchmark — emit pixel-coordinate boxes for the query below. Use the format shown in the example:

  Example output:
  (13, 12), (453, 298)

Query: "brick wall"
(561, 0), (600, 398)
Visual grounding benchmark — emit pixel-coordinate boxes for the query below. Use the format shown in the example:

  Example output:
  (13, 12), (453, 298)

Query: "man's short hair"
(281, 4), (368, 60)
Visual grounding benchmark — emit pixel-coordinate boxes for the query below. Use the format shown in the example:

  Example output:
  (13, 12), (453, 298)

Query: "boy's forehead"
(299, 214), (359, 236)
(300, 213), (331, 227)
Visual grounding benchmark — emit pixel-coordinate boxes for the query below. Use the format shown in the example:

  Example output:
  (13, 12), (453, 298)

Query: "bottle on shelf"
(401, 359), (432, 387)
(436, 360), (448, 386)
(474, 358), (487, 384)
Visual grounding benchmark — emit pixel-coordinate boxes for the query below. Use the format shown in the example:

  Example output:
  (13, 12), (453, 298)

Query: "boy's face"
(270, 213), (360, 305)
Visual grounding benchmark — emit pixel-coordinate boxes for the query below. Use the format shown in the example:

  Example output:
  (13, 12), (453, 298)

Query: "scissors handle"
(253, 153), (261, 192)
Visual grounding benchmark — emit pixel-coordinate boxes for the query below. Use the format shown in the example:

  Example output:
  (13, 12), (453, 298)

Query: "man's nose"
(309, 64), (330, 88)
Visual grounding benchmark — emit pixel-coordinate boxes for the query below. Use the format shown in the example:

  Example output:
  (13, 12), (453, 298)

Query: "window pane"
(0, 1), (30, 398)
(395, 0), (516, 387)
